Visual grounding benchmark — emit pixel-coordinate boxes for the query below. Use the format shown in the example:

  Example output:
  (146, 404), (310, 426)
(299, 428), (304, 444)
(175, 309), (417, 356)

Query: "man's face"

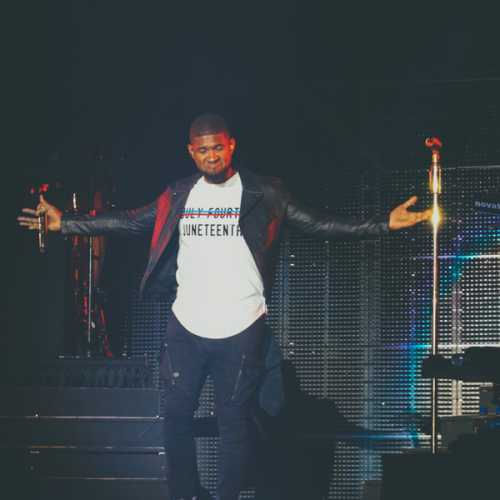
(188, 133), (236, 184)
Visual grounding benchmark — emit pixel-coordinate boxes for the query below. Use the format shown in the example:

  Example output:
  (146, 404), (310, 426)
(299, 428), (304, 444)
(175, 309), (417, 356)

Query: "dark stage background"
(5, 2), (500, 499)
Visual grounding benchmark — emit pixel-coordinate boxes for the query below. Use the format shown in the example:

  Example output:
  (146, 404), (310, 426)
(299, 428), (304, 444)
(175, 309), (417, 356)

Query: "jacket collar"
(237, 165), (263, 190)
(172, 171), (202, 193)
(237, 165), (264, 219)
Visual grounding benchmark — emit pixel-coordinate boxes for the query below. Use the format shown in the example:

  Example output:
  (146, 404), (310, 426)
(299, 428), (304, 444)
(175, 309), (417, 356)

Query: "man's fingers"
(22, 208), (38, 216)
(40, 194), (56, 210)
(18, 207), (40, 229)
(413, 210), (431, 221)
(18, 217), (38, 228)
(401, 196), (418, 209)
(418, 209), (432, 221)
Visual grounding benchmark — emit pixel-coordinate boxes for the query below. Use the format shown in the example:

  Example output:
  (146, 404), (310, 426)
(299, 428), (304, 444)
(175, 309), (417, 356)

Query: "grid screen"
(120, 165), (500, 499)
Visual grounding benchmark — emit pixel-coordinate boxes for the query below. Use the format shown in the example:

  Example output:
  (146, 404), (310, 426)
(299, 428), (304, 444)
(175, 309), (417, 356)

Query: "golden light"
(432, 207), (440, 226)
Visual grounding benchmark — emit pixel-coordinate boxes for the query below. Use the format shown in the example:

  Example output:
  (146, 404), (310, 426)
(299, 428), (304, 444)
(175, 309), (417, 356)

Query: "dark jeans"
(159, 312), (266, 500)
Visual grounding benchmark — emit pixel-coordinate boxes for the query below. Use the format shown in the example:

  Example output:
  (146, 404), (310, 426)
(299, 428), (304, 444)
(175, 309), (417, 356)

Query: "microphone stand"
(426, 137), (442, 453)
(87, 171), (96, 357)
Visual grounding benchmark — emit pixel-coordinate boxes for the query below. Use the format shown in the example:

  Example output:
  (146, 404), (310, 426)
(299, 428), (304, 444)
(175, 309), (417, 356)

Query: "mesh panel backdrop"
(8, 1), (500, 499)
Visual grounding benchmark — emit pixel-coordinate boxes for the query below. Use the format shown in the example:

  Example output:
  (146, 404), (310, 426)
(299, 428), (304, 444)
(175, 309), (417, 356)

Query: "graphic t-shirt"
(172, 172), (266, 338)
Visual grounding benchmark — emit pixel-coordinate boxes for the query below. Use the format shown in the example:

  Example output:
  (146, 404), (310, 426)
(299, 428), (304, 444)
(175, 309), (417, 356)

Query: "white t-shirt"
(172, 172), (266, 338)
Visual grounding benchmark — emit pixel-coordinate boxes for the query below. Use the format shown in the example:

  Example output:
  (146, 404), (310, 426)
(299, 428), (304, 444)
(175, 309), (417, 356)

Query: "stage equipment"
(37, 204), (48, 252)
(426, 137), (442, 454)
(70, 189), (113, 357)
(472, 192), (500, 216)
(28, 140), (118, 356)
(0, 357), (152, 388)
(0, 386), (168, 499)
(422, 348), (500, 388)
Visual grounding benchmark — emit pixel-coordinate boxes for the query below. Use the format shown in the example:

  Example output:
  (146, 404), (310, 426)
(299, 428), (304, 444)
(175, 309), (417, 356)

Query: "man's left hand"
(389, 196), (432, 230)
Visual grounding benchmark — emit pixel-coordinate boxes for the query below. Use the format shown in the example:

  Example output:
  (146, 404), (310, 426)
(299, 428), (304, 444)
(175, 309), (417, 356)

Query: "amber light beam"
(426, 137), (442, 454)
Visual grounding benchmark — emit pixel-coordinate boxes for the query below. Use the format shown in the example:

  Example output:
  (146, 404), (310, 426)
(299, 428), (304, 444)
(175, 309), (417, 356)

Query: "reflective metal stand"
(426, 137), (442, 453)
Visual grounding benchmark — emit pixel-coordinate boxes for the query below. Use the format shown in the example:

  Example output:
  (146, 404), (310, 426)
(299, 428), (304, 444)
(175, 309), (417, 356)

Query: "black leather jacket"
(61, 166), (391, 302)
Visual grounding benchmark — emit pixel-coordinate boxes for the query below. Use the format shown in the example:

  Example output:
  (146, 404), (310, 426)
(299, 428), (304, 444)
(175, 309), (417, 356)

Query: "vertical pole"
(427, 138), (442, 453)
(87, 169), (95, 357)
(87, 235), (93, 356)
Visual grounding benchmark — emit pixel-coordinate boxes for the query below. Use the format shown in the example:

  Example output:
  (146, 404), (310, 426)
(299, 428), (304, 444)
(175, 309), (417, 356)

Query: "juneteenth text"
(180, 207), (242, 237)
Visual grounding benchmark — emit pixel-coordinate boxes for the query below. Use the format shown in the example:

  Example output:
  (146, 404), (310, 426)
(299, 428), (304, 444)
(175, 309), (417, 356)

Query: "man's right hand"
(18, 195), (63, 232)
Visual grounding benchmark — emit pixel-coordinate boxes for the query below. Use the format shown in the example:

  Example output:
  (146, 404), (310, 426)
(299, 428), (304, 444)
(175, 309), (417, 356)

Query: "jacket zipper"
(231, 354), (245, 400)
(163, 343), (176, 386)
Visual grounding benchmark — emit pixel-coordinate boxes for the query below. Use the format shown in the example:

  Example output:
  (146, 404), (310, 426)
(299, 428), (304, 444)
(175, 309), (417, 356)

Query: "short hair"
(189, 113), (230, 143)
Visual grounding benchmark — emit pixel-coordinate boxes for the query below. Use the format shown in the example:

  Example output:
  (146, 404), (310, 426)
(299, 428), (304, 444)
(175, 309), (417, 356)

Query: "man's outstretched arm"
(18, 194), (158, 236)
(285, 192), (431, 240)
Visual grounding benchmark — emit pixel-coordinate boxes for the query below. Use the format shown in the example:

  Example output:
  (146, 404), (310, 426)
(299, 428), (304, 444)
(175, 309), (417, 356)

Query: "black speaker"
(381, 452), (500, 500)
(0, 387), (169, 500)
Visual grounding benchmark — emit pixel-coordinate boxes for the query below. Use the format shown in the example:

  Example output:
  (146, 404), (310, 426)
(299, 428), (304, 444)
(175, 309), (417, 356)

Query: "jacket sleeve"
(285, 198), (391, 240)
(60, 200), (158, 236)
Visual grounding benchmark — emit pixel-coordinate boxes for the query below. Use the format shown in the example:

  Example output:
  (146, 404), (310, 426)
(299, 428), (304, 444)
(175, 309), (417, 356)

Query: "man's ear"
(187, 144), (194, 157)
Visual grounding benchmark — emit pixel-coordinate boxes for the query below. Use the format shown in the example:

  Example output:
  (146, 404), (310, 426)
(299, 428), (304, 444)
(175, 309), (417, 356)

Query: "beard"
(202, 163), (233, 184)
(203, 171), (228, 183)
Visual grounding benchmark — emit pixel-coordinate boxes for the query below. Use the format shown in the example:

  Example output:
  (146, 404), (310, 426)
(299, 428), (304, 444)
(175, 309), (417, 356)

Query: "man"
(19, 113), (431, 500)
